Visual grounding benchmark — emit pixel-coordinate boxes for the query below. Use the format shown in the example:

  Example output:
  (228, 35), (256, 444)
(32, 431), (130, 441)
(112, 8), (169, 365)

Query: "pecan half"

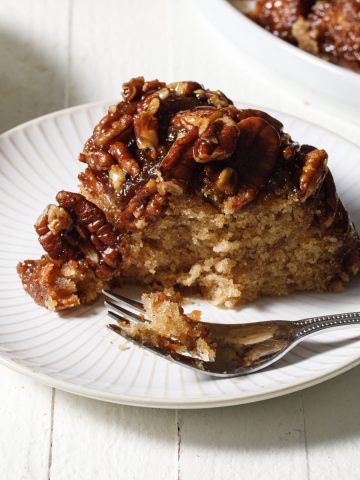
(160, 127), (198, 173)
(224, 117), (280, 212)
(238, 109), (283, 133)
(193, 114), (239, 162)
(170, 107), (239, 163)
(115, 179), (166, 231)
(108, 142), (141, 177)
(133, 110), (159, 157)
(237, 117), (280, 188)
(299, 148), (328, 200)
(79, 149), (115, 171)
(35, 205), (75, 260)
(93, 102), (136, 138)
(93, 114), (133, 148)
(56, 191), (121, 278)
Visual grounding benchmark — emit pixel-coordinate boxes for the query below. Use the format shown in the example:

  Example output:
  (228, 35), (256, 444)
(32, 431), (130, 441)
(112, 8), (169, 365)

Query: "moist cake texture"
(17, 77), (360, 310)
(109, 292), (216, 362)
(247, 0), (360, 72)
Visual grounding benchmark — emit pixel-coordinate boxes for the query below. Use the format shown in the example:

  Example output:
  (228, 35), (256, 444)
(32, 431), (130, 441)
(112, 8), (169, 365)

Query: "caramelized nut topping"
(19, 77), (360, 312)
(79, 79), (332, 222)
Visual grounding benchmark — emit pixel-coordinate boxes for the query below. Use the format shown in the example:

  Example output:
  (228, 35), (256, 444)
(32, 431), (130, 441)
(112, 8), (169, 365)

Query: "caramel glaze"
(21, 78), (357, 282)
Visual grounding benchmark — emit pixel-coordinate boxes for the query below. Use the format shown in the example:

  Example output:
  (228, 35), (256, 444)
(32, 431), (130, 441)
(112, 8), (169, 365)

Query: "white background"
(1, 1), (360, 479)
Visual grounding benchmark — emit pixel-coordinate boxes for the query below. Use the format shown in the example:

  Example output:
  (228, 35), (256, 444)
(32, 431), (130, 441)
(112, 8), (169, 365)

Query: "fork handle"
(293, 312), (360, 339)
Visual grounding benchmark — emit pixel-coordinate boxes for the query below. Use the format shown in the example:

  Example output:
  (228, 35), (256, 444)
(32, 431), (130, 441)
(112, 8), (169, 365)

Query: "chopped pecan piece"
(223, 187), (258, 214)
(214, 167), (238, 195)
(282, 140), (300, 161)
(206, 90), (231, 108)
(122, 76), (145, 102)
(109, 165), (126, 193)
(142, 79), (167, 93)
(167, 81), (202, 96)
(299, 148), (328, 200)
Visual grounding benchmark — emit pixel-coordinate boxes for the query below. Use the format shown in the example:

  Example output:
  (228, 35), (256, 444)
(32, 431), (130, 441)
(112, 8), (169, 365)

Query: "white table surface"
(1, 1), (360, 479)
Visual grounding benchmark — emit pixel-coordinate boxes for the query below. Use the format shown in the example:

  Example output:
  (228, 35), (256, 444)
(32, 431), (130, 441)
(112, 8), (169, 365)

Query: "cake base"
(19, 185), (359, 311)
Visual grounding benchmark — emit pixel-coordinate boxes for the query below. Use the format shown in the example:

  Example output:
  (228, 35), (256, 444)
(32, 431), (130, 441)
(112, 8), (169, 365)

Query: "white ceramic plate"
(1, 101), (360, 409)
(196, 0), (360, 111)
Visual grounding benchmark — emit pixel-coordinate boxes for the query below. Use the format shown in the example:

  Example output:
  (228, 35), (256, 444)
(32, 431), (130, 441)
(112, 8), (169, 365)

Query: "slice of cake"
(247, 0), (360, 72)
(17, 77), (360, 311)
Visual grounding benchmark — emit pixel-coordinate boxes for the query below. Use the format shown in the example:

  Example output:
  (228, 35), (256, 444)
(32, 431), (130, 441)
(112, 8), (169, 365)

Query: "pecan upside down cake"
(247, 0), (360, 72)
(17, 77), (360, 311)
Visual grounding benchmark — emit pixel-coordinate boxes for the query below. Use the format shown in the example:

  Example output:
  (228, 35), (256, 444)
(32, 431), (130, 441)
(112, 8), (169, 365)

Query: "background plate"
(0, 101), (360, 408)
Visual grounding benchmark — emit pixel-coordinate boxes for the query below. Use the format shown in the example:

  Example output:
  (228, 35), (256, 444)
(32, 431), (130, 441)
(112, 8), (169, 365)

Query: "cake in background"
(247, 0), (360, 72)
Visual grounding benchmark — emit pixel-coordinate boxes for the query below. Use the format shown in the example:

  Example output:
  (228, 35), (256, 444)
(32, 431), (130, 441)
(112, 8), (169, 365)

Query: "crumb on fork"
(115, 292), (217, 362)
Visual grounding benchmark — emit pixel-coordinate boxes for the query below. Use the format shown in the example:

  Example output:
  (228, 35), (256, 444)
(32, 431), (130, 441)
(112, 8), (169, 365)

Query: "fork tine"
(105, 302), (145, 324)
(102, 289), (144, 314)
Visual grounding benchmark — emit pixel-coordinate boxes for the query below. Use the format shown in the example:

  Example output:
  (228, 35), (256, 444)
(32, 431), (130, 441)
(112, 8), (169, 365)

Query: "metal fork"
(103, 289), (360, 377)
